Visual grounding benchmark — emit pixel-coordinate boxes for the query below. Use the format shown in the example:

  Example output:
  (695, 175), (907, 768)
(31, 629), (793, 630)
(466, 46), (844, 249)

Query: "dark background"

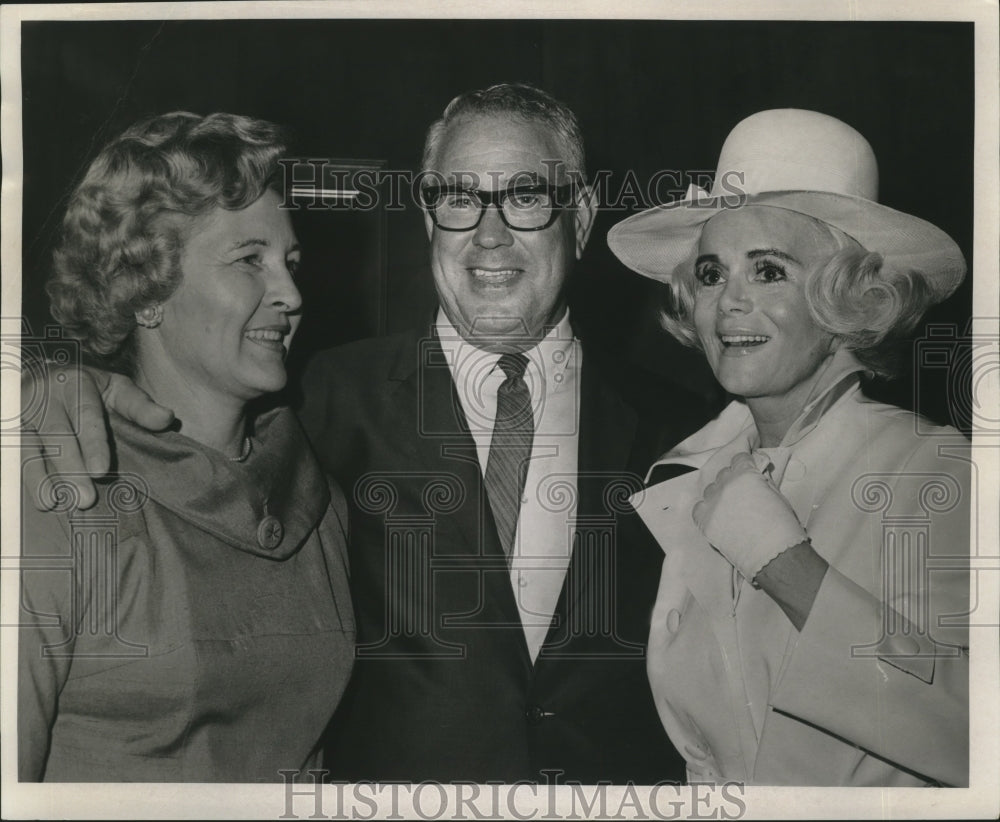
(20, 19), (975, 429)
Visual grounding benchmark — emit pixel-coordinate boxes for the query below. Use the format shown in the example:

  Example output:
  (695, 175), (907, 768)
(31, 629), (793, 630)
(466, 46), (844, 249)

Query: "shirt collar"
(434, 307), (576, 397)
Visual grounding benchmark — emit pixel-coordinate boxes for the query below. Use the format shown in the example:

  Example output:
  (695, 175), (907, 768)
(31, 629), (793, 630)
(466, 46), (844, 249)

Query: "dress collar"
(106, 406), (329, 559)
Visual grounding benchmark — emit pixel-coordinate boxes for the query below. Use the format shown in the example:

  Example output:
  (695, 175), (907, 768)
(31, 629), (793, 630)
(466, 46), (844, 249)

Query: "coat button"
(784, 458), (806, 482)
(257, 515), (284, 550)
(526, 705), (553, 724)
(666, 609), (682, 634)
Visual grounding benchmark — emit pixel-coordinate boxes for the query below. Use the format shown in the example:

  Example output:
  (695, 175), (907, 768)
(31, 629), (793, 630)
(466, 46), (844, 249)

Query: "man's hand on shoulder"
(21, 364), (174, 510)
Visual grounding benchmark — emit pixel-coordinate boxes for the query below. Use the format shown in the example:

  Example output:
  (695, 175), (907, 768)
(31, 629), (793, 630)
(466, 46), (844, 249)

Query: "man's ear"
(573, 185), (597, 259)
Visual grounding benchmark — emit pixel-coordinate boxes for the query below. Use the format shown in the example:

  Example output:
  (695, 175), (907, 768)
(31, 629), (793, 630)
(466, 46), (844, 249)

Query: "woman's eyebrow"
(746, 248), (801, 264)
(694, 254), (720, 266)
(227, 238), (270, 251)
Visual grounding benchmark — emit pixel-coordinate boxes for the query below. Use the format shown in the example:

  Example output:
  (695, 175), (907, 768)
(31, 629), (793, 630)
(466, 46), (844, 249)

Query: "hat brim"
(606, 190), (965, 301)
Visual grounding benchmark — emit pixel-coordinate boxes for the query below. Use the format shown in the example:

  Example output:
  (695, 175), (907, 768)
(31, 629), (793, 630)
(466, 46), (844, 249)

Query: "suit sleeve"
(18, 494), (78, 781)
(295, 349), (363, 485)
(769, 438), (971, 786)
(295, 353), (338, 462)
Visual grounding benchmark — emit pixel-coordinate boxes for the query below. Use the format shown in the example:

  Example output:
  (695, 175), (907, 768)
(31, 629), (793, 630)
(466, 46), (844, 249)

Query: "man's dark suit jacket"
(296, 325), (708, 784)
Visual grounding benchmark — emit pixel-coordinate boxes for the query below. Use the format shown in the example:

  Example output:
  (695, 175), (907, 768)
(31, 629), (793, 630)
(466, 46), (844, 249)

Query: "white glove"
(692, 452), (809, 584)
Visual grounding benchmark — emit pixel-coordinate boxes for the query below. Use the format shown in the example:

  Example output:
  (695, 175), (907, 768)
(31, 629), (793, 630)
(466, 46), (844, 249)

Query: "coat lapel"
(389, 329), (528, 643)
(543, 347), (640, 649)
(388, 329), (490, 553)
(577, 349), (639, 499)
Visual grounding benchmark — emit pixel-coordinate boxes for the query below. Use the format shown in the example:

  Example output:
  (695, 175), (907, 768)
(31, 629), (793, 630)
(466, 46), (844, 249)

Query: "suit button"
(666, 609), (682, 634)
(526, 705), (553, 724)
(257, 515), (284, 550)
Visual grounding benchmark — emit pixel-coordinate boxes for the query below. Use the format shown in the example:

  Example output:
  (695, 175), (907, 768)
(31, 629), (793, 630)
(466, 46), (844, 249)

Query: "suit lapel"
(542, 346), (640, 650)
(577, 348), (639, 498)
(389, 330), (485, 550)
(389, 330), (644, 664)
(390, 329), (528, 646)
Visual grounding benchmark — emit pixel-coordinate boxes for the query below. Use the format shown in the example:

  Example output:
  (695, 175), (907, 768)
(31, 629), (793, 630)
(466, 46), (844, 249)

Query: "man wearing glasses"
(306, 84), (701, 783)
(23, 83), (703, 783)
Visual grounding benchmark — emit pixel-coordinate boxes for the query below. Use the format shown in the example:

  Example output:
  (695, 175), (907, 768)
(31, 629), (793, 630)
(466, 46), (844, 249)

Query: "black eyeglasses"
(419, 183), (575, 231)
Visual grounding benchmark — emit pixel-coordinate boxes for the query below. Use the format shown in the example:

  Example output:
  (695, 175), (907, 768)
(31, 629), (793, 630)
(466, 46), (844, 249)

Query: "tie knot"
(497, 352), (529, 382)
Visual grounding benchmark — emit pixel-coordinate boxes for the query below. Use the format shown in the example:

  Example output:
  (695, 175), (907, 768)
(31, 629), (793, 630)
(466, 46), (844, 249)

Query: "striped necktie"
(484, 353), (534, 563)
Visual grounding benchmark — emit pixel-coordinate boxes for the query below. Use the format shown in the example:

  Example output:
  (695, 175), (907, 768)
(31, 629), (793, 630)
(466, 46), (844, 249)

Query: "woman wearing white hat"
(608, 109), (970, 786)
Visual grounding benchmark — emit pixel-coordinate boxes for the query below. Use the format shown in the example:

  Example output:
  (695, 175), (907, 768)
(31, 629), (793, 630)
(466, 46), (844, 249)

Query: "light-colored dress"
(636, 355), (970, 786)
(19, 407), (355, 782)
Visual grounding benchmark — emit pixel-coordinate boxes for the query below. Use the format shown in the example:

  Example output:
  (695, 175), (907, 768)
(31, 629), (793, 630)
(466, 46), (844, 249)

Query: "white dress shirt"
(435, 308), (581, 662)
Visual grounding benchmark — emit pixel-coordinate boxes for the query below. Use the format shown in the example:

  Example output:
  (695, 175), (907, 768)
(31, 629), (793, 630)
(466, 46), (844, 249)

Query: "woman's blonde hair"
(660, 214), (938, 377)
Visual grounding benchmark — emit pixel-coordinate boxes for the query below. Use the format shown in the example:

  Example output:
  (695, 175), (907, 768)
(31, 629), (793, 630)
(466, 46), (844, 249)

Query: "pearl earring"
(135, 305), (163, 328)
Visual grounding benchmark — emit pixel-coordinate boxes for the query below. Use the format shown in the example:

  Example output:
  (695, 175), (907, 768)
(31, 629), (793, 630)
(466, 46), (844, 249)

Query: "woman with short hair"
(19, 111), (354, 782)
(608, 108), (970, 787)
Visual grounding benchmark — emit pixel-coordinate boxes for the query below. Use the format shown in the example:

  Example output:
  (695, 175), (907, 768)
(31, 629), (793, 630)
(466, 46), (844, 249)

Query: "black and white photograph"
(2, 1), (998, 819)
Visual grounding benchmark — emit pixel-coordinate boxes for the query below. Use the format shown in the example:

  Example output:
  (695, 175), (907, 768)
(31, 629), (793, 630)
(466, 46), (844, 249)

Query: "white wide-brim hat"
(607, 109), (966, 302)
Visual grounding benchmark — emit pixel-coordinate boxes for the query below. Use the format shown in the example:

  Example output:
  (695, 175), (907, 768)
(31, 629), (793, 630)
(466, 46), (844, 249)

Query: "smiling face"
(423, 113), (594, 351)
(692, 206), (842, 416)
(143, 189), (302, 405)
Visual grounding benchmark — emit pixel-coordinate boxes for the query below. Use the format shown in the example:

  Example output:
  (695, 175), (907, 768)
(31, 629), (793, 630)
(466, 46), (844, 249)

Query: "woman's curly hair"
(660, 214), (939, 378)
(47, 111), (288, 373)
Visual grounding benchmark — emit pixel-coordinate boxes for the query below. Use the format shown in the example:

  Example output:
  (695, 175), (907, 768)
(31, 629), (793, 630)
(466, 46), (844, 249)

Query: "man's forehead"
(432, 113), (572, 187)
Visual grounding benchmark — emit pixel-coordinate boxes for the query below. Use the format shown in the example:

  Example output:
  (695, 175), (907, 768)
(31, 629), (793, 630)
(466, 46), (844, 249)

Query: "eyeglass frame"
(418, 182), (577, 232)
